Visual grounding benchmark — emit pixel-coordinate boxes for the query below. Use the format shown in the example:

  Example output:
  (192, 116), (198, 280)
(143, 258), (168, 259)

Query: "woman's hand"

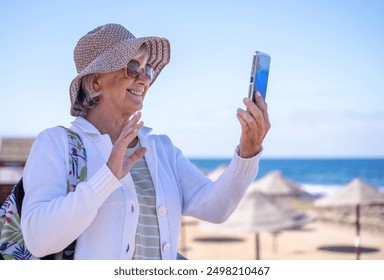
(236, 92), (271, 158)
(107, 112), (147, 179)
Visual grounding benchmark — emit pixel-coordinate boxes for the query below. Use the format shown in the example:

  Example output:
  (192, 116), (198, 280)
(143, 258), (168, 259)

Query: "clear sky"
(1, 0), (383, 158)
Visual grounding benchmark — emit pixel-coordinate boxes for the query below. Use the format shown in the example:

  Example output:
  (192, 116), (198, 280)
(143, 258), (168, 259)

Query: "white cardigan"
(21, 117), (261, 259)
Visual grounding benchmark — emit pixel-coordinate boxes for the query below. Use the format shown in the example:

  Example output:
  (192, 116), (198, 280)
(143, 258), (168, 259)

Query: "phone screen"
(249, 51), (270, 103)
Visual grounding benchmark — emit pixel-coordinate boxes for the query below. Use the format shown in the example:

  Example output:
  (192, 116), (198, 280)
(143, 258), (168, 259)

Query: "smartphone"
(248, 51), (271, 103)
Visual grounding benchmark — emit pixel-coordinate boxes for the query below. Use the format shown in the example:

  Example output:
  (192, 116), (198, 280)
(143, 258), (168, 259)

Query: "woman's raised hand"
(236, 92), (271, 158)
(107, 112), (146, 179)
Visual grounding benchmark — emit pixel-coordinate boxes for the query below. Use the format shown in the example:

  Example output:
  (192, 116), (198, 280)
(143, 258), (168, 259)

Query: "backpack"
(0, 127), (87, 260)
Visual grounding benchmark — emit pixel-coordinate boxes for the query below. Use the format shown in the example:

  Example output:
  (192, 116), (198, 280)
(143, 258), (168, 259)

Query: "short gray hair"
(76, 73), (101, 116)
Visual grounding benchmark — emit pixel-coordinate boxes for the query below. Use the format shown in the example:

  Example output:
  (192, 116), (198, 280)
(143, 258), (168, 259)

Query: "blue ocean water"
(189, 158), (384, 196)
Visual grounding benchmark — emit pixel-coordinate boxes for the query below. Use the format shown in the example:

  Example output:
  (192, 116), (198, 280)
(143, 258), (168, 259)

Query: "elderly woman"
(21, 23), (270, 260)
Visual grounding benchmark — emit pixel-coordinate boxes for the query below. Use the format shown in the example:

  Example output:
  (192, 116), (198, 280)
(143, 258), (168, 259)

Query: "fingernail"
(256, 91), (261, 97)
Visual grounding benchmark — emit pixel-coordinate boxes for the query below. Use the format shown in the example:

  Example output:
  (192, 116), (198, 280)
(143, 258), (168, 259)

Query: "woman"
(21, 23), (270, 260)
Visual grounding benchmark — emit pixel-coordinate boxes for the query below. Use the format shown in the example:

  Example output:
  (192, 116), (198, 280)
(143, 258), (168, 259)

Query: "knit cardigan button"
(162, 242), (171, 252)
(157, 206), (167, 216)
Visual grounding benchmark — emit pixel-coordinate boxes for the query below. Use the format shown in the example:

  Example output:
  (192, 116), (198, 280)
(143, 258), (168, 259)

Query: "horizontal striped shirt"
(126, 143), (161, 260)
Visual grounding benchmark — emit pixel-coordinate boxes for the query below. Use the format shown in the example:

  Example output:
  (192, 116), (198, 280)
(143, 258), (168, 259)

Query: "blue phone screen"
(254, 53), (270, 101)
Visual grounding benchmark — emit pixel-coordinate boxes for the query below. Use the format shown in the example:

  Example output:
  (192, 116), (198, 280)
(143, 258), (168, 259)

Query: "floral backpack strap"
(62, 127), (87, 192)
(59, 127), (87, 260)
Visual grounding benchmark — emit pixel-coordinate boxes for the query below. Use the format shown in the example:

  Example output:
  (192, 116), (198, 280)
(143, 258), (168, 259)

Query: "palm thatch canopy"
(250, 170), (306, 197)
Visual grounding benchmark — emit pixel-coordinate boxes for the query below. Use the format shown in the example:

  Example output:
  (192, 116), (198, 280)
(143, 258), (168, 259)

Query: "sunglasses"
(125, 60), (153, 82)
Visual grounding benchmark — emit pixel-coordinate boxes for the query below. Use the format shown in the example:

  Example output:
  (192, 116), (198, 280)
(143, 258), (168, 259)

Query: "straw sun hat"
(69, 23), (171, 116)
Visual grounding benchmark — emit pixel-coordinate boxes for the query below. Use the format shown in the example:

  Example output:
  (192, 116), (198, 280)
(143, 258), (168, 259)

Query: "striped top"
(126, 143), (161, 260)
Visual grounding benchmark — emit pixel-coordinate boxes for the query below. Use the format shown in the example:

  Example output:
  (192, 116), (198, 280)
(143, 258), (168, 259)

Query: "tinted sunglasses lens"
(126, 60), (153, 81)
(145, 65), (153, 81)
(127, 61), (140, 78)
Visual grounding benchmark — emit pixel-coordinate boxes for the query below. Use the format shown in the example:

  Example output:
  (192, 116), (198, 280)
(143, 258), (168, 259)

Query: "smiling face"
(92, 46), (151, 119)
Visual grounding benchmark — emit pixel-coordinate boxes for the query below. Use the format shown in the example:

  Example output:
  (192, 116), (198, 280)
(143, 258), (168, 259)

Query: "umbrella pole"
(272, 232), (279, 254)
(355, 205), (361, 260)
(255, 233), (260, 260)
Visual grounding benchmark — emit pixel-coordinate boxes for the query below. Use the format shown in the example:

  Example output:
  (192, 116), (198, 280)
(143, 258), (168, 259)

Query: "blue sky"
(0, 0), (383, 158)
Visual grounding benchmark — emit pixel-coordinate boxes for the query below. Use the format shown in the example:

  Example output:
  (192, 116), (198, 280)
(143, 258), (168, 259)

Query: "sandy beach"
(178, 206), (384, 260)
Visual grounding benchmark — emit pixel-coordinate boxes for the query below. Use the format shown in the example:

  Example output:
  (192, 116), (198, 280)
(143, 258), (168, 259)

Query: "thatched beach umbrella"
(179, 164), (228, 256)
(201, 189), (315, 259)
(207, 164), (227, 181)
(177, 164), (227, 256)
(250, 170), (306, 197)
(249, 170), (309, 252)
(315, 178), (384, 260)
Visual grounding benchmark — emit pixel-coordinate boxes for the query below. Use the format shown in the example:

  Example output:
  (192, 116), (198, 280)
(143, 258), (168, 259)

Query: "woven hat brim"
(69, 36), (170, 117)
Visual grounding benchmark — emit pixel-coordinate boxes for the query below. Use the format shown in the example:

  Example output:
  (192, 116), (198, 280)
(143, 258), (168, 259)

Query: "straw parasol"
(250, 170), (306, 197)
(201, 189), (315, 259)
(315, 177), (384, 259)
(249, 170), (309, 251)
(207, 164), (227, 181)
(178, 164), (228, 256)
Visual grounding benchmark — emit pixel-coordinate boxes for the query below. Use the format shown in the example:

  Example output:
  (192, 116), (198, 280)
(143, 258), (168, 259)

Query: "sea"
(189, 158), (384, 198)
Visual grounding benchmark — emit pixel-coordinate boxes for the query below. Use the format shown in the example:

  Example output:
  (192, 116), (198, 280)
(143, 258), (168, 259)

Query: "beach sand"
(178, 209), (384, 260)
